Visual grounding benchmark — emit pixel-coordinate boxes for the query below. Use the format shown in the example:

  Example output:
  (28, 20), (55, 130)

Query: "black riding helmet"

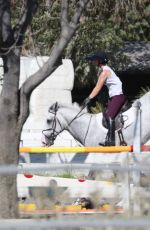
(85, 51), (108, 64)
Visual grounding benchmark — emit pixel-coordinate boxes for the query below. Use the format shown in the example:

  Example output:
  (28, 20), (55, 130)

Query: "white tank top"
(102, 65), (123, 98)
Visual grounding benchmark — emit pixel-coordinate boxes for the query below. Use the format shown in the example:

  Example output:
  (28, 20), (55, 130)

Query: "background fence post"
(133, 101), (141, 154)
(132, 101), (142, 186)
(132, 101), (142, 215)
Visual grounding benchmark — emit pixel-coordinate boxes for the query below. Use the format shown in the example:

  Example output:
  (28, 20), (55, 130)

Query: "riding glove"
(82, 97), (91, 107)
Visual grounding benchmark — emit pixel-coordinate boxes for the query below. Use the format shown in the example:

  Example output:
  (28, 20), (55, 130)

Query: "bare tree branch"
(71, 0), (89, 27)
(14, 0), (38, 46)
(60, 0), (89, 42)
(61, 0), (68, 29)
(0, 0), (14, 51)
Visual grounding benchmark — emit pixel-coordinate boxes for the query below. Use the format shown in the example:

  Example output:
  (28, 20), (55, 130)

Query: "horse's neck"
(59, 108), (80, 127)
(59, 108), (92, 144)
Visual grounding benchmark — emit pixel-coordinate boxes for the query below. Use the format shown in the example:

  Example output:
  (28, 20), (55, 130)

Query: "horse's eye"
(47, 119), (51, 124)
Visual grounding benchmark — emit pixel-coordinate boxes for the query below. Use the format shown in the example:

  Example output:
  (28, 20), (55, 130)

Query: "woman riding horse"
(83, 51), (126, 146)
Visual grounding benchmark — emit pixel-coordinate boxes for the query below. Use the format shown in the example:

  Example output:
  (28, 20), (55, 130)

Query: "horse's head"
(42, 102), (62, 146)
(42, 101), (88, 146)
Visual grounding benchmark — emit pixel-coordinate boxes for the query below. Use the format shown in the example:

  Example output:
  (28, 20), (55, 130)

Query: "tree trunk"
(0, 114), (20, 218)
(0, 52), (21, 218)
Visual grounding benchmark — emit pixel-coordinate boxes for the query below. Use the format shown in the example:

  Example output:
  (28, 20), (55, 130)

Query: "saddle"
(102, 100), (131, 130)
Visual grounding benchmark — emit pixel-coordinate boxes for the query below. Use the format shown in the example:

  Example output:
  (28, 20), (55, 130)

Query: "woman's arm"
(89, 69), (110, 99)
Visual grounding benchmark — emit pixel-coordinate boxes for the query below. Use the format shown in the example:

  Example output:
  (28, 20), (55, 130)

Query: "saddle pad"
(122, 107), (136, 129)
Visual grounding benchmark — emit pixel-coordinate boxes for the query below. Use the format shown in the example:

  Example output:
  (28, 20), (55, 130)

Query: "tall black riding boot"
(105, 117), (115, 146)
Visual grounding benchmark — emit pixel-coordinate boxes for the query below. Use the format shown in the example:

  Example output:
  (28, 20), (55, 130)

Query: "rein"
(42, 103), (91, 146)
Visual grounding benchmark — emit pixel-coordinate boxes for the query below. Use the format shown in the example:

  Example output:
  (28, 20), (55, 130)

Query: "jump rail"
(0, 218), (150, 229)
(19, 145), (150, 153)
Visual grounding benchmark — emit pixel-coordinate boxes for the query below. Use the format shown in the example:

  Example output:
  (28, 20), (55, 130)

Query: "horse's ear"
(55, 102), (59, 111)
(48, 102), (59, 113)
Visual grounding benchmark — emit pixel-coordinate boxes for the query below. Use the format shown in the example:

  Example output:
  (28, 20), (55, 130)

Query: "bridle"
(42, 102), (92, 146)
(42, 102), (62, 146)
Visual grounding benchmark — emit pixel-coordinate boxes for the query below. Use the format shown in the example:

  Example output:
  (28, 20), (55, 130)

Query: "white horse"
(42, 91), (150, 147)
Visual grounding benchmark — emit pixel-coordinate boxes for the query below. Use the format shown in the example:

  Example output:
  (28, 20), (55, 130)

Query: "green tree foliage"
(69, 0), (150, 89)
(11, 0), (150, 88)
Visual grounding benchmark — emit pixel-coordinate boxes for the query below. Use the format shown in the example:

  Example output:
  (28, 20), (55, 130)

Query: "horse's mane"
(48, 101), (86, 113)
(132, 91), (150, 107)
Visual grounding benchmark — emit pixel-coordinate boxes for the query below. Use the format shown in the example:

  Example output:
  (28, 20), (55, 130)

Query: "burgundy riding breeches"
(105, 94), (126, 119)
